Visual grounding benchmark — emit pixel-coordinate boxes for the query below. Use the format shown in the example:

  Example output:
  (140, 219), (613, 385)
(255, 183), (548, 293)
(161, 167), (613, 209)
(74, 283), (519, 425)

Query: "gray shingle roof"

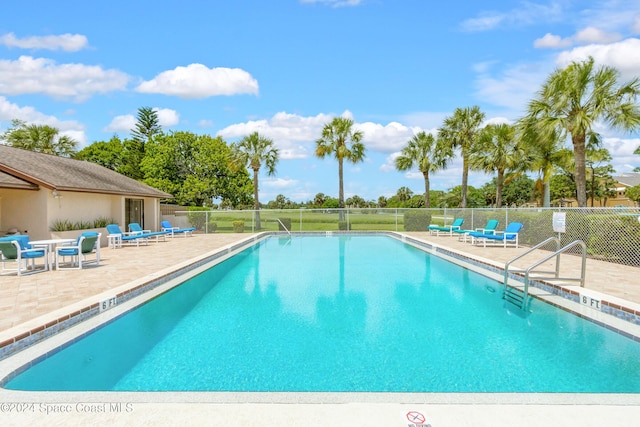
(615, 173), (640, 188)
(0, 144), (173, 198)
(0, 169), (38, 189)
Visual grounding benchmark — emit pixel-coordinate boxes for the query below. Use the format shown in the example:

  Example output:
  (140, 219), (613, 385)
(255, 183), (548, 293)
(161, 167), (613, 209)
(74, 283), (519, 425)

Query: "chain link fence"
(161, 205), (640, 267)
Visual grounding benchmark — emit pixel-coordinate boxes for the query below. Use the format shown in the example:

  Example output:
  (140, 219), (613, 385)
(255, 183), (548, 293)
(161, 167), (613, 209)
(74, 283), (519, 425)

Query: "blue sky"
(1, 0), (640, 203)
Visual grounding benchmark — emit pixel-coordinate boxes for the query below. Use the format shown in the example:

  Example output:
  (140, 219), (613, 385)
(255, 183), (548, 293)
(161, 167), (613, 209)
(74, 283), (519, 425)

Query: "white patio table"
(30, 238), (76, 270)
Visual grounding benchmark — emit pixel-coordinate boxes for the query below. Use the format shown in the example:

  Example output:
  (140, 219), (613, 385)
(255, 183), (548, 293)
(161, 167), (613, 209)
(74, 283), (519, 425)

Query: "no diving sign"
(404, 410), (432, 427)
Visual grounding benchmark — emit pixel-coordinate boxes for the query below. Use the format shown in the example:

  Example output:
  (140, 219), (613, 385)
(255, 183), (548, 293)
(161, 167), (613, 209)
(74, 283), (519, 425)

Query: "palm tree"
(1, 119), (77, 156)
(438, 106), (486, 208)
(517, 118), (571, 207)
(230, 131), (279, 229)
(315, 117), (365, 220)
(395, 131), (452, 208)
(469, 123), (523, 208)
(396, 186), (414, 202)
(524, 57), (640, 207)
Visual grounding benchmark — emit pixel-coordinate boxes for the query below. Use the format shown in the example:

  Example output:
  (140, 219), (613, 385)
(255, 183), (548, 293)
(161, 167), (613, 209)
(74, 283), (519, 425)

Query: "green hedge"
(233, 220), (245, 233)
(403, 211), (432, 231)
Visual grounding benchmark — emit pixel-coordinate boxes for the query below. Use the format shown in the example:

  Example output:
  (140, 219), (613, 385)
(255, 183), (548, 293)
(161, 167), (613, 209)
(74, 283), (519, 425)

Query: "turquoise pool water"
(5, 235), (640, 392)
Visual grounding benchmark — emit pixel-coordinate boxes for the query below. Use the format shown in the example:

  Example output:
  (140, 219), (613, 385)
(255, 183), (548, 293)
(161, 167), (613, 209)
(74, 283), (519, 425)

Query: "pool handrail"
(274, 218), (291, 236)
(504, 238), (587, 311)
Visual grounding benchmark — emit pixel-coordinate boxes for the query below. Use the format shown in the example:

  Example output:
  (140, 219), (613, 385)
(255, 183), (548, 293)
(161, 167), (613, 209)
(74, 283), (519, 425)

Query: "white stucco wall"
(0, 188), (47, 238)
(0, 188), (163, 240)
(46, 190), (114, 227)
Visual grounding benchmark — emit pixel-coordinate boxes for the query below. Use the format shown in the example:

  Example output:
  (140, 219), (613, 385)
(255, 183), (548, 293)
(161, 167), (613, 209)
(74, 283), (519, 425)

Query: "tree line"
(1, 57), (639, 210)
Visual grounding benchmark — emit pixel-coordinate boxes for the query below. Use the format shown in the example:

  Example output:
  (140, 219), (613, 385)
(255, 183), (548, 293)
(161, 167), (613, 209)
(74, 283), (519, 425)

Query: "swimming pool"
(4, 234), (640, 392)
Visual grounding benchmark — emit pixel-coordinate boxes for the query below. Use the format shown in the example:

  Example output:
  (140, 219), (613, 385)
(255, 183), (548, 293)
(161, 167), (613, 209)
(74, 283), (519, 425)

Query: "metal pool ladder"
(503, 237), (587, 311)
(274, 218), (291, 236)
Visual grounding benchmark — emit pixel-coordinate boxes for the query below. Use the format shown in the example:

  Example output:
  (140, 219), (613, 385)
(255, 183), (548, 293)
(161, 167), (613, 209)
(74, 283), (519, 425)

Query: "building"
(610, 173), (640, 207)
(0, 145), (173, 241)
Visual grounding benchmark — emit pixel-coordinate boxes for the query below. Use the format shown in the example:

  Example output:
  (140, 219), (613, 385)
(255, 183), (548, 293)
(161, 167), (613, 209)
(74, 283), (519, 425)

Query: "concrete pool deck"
(1, 231), (639, 426)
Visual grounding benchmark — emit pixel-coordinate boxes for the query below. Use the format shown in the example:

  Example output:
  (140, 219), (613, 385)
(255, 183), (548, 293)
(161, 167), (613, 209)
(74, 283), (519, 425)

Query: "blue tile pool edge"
(1, 231), (639, 365)
(396, 233), (640, 342)
(0, 234), (263, 362)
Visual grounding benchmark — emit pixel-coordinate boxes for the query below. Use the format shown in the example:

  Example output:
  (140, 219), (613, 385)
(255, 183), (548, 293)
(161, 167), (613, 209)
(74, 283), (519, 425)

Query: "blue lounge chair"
(128, 223), (169, 243)
(428, 218), (464, 236)
(55, 232), (101, 270)
(106, 224), (149, 248)
(0, 235), (48, 275)
(454, 219), (499, 242)
(160, 220), (196, 238)
(470, 222), (523, 248)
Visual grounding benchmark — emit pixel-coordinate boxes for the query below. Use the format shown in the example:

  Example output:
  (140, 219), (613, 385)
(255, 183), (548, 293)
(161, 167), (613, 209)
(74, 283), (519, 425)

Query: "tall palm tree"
(517, 117), (571, 207)
(395, 131), (452, 208)
(438, 106), (485, 208)
(315, 117), (365, 220)
(469, 123), (525, 208)
(524, 57), (640, 207)
(230, 131), (279, 229)
(1, 119), (77, 156)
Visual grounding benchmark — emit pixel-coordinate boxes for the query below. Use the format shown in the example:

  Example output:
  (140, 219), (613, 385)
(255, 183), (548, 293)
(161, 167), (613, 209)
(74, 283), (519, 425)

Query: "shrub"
(186, 206), (209, 230)
(50, 218), (116, 232)
(50, 219), (74, 232)
(74, 220), (93, 230)
(403, 211), (432, 231)
(233, 220), (245, 233)
(93, 217), (115, 228)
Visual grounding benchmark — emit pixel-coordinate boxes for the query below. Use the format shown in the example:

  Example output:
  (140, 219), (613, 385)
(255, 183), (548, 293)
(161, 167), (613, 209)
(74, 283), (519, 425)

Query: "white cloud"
(218, 111), (336, 160)
(534, 33), (572, 49)
(263, 177), (299, 189)
(473, 61), (550, 111)
(0, 56), (129, 101)
(103, 108), (179, 133)
(603, 137), (640, 173)
(356, 121), (421, 153)
(460, 1), (563, 32)
(0, 32), (89, 51)
(574, 26), (622, 44)
(218, 111), (423, 160)
(0, 96), (87, 146)
(154, 108), (180, 127)
(484, 116), (512, 126)
(380, 153), (400, 173)
(103, 115), (136, 133)
(579, 1), (640, 33)
(535, 27), (622, 50)
(135, 64), (259, 99)
(555, 38), (640, 80)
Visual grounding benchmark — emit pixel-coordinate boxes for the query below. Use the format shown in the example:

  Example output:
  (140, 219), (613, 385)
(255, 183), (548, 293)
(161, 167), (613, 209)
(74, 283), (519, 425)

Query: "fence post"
(346, 209), (350, 230)
(395, 209), (398, 232)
